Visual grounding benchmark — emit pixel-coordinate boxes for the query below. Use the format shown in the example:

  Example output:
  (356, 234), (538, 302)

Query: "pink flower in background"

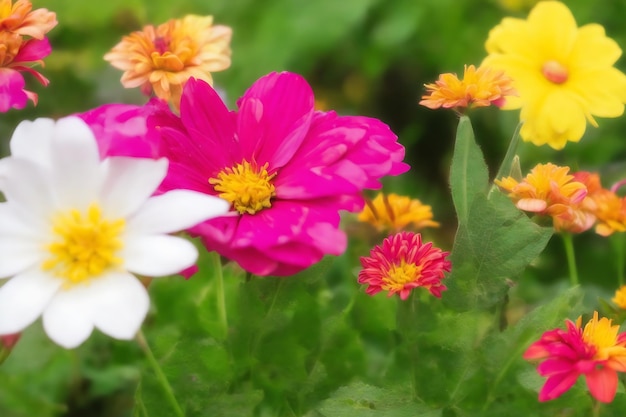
(524, 312), (626, 403)
(150, 72), (408, 276)
(358, 232), (451, 299)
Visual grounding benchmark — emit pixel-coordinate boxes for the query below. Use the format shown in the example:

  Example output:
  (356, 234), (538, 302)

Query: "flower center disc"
(542, 60), (568, 84)
(382, 261), (423, 291)
(210, 161), (277, 215)
(42, 204), (125, 287)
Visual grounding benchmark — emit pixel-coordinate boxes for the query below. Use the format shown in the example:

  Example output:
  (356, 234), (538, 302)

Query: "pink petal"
(0, 68), (28, 112)
(14, 38), (51, 62)
(585, 367), (618, 403)
(538, 371), (580, 401)
(236, 72), (314, 169)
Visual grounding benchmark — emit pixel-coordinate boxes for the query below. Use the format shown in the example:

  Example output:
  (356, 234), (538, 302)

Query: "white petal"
(0, 158), (54, 226)
(42, 284), (97, 349)
(0, 238), (44, 279)
(50, 117), (104, 210)
(127, 190), (230, 235)
(9, 118), (55, 168)
(90, 272), (149, 340)
(100, 157), (168, 219)
(122, 235), (198, 277)
(0, 269), (61, 335)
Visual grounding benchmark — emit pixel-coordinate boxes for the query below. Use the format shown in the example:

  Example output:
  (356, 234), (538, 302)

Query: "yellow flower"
(483, 1), (626, 149)
(613, 286), (626, 310)
(419, 64), (516, 112)
(495, 163), (593, 232)
(358, 193), (439, 232)
(104, 15), (232, 109)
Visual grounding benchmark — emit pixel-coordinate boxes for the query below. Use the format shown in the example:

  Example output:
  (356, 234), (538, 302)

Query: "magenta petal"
(14, 38), (51, 63)
(538, 371), (580, 401)
(0, 69), (28, 112)
(236, 72), (314, 169)
(78, 102), (162, 159)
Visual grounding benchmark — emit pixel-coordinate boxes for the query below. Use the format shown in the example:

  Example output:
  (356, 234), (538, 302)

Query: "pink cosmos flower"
(149, 72), (408, 276)
(524, 312), (626, 403)
(78, 102), (161, 159)
(358, 232), (451, 300)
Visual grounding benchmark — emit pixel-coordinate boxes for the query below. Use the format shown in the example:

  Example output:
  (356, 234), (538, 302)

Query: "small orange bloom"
(496, 163), (593, 232)
(105, 15), (232, 109)
(0, 0), (56, 39)
(358, 192), (439, 232)
(419, 64), (516, 112)
(573, 172), (626, 236)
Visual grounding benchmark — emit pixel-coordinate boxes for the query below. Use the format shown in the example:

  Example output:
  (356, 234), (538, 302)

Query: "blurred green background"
(4, 0), (626, 416)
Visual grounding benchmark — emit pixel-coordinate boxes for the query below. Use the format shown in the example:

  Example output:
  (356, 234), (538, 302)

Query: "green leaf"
(315, 382), (441, 417)
(449, 116), (489, 225)
(444, 192), (553, 311)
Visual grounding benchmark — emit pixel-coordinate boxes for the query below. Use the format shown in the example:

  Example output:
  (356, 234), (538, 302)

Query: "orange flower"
(358, 192), (439, 232)
(104, 15), (232, 109)
(0, 0), (56, 39)
(495, 163), (593, 232)
(419, 64), (516, 111)
(573, 172), (626, 236)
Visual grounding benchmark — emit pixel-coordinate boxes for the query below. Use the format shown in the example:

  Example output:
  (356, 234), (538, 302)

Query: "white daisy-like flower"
(0, 116), (230, 349)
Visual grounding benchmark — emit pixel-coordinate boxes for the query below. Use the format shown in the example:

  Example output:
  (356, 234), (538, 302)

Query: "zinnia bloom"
(0, 0), (57, 39)
(612, 285), (626, 310)
(104, 15), (232, 109)
(358, 232), (450, 300)
(0, 117), (230, 348)
(495, 163), (594, 232)
(524, 312), (626, 402)
(150, 72), (408, 276)
(483, 1), (626, 149)
(358, 192), (439, 232)
(419, 64), (516, 111)
(573, 172), (626, 236)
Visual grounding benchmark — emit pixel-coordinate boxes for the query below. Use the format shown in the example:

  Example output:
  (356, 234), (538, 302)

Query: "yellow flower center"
(382, 260), (423, 291)
(581, 312), (626, 361)
(42, 204), (125, 288)
(542, 60), (568, 84)
(209, 161), (277, 215)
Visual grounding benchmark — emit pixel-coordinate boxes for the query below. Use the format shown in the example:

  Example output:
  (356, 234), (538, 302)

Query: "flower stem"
(610, 233), (625, 286)
(592, 398), (602, 417)
(136, 330), (185, 417)
(211, 252), (228, 339)
(561, 233), (579, 286)
(396, 292), (421, 401)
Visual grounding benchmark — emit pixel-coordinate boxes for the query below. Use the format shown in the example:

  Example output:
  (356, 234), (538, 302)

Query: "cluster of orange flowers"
(496, 163), (626, 235)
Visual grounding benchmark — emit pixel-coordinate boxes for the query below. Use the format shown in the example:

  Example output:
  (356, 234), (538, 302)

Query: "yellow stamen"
(581, 312), (626, 360)
(382, 260), (423, 291)
(209, 161), (277, 215)
(42, 204), (125, 288)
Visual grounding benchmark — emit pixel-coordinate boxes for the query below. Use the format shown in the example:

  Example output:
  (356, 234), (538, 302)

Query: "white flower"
(0, 117), (230, 348)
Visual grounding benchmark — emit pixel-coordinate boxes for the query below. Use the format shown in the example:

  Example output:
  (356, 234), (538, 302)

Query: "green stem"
(0, 346), (10, 366)
(397, 292), (421, 401)
(211, 252), (228, 339)
(137, 330), (185, 417)
(610, 233), (625, 286)
(561, 233), (579, 286)
(592, 398), (601, 417)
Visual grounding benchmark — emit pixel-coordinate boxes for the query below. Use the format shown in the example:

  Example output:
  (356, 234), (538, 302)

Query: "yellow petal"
(570, 24), (623, 69)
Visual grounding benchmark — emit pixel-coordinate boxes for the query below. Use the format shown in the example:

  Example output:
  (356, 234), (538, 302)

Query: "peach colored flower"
(0, 0), (57, 39)
(419, 64), (516, 112)
(104, 15), (232, 109)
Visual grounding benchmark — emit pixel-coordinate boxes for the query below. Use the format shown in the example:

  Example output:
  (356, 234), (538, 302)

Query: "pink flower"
(358, 232), (450, 300)
(149, 72), (408, 276)
(524, 312), (626, 403)
(0, 32), (51, 111)
(77, 102), (162, 159)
